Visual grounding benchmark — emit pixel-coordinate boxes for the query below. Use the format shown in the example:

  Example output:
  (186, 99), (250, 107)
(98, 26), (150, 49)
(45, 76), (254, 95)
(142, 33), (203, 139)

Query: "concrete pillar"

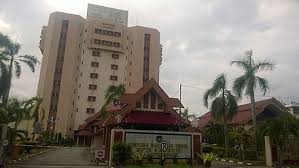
(264, 136), (273, 167)
(76, 136), (80, 146)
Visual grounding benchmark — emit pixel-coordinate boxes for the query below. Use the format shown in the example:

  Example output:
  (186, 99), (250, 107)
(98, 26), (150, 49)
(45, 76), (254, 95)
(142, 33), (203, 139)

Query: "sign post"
(0, 124), (8, 167)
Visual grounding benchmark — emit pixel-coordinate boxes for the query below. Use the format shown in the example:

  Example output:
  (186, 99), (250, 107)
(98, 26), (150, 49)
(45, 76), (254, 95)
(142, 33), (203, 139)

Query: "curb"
(216, 157), (253, 166)
(8, 146), (60, 164)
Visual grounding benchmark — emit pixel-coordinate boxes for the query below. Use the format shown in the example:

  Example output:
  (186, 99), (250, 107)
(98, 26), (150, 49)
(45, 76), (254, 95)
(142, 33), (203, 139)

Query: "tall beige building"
(37, 4), (162, 137)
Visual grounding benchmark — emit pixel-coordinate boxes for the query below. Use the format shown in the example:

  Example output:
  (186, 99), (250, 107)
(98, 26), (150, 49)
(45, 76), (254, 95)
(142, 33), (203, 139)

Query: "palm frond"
(232, 75), (247, 98)
(18, 59), (35, 72)
(256, 76), (269, 96)
(0, 33), (14, 48)
(230, 57), (251, 71)
(14, 61), (21, 78)
(254, 60), (274, 72)
(9, 43), (21, 56)
(226, 91), (238, 121)
(203, 74), (226, 108)
(17, 55), (39, 65)
(210, 96), (225, 121)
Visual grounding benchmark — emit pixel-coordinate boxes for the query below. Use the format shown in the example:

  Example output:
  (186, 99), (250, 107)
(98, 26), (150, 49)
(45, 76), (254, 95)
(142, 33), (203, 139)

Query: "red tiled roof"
(78, 79), (187, 130)
(77, 130), (93, 136)
(197, 97), (286, 128)
(123, 111), (179, 125)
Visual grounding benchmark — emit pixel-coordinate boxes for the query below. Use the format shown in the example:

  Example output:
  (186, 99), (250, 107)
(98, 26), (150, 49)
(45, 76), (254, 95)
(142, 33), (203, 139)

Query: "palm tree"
(262, 113), (299, 166)
(203, 73), (238, 156)
(0, 33), (39, 105)
(180, 108), (196, 122)
(231, 50), (274, 158)
(101, 84), (126, 116)
(23, 97), (45, 133)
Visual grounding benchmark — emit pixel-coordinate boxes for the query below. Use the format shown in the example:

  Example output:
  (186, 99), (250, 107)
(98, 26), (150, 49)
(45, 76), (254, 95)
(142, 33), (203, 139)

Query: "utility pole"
(179, 83), (182, 115)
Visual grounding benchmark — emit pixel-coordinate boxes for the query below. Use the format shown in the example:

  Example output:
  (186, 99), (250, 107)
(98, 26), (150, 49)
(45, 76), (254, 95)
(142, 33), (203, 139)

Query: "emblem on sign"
(161, 140), (168, 152)
(1, 139), (9, 147)
(156, 136), (162, 143)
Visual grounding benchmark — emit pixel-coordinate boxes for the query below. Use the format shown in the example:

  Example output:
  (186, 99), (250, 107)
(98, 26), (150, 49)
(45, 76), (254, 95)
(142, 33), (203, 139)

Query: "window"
(110, 75), (118, 81)
(112, 54), (119, 59)
(150, 92), (156, 109)
(143, 93), (149, 108)
(92, 51), (100, 56)
(89, 84), (97, 90)
(111, 64), (118, 70)
(114, 42), (120, 48)
(136, 101), (141, 108)
(95, 28), (102, 34)
(114, 32), (121, 37)
(90, 73), (98, 79)
(94, 39), (101, 44)
(88, 96), (96, 102)
(129, 72), (132, 76)
(86, 108), (95, 114)
(102, 40), (112, 46)
(91, 62), (99, 67)
(158, 103), (164, 109)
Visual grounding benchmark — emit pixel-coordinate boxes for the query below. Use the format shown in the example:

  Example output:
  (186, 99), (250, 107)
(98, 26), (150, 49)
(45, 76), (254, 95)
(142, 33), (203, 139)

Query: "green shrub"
(112, 142), (132, 165)
(202, 145), (213, 153)
(199, 153), (217, 168)
(133, 152), (145, 166)
(146, 152), (154, 164)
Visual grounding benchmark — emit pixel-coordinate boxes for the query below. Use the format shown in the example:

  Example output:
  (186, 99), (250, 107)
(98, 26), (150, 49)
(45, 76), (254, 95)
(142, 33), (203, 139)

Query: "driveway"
(8, 147), (100, 168)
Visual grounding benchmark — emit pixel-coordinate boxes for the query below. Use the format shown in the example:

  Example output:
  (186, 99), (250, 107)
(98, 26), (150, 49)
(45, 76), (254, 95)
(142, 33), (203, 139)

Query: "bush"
(133, 152), (145, 166)
(112, 142), (132, 165)
(202, 145), (213, 153)
(146, 152), (153, 164)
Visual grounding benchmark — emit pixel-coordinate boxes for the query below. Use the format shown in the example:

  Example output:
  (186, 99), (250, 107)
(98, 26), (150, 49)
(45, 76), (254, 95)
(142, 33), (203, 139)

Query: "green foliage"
(133, 152), (145, 166)
(0, 33), (39, 105)
(203, 73), (237, 156)
(146, 152), (154, 164)
(261, 113), (299, 165)
(112, 142), (132, 165)
(199, 153), (217, 167)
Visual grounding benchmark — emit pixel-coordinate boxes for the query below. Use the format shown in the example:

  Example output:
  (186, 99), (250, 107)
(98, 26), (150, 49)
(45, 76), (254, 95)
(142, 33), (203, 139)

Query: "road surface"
(8, 147), (100, 168)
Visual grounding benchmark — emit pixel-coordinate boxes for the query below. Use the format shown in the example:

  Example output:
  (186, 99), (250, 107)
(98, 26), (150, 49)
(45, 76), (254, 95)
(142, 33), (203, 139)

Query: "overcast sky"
(1, 0), (299, 116)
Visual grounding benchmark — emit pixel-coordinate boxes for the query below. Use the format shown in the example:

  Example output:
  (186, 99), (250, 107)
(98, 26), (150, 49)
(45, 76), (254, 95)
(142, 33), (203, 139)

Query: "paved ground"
(212, 161), (268, 168)
(8, 147), (100, 168)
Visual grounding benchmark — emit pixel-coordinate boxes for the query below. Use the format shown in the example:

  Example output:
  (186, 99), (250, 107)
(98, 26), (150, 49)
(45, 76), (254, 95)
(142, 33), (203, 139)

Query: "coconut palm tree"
(100, 84), (126, 116)
(231, 50), (274, 158)
(203, 73), (238, 156)
(23, 97), (45, 133)
(0, 33), (39, 105)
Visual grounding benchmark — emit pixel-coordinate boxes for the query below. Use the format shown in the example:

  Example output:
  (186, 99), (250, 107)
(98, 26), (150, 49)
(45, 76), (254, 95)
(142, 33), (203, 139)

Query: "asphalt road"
(8, 147), (100, 168)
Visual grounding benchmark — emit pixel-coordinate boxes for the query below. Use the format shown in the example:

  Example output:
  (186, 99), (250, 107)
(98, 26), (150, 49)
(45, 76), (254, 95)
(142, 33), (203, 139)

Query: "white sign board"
(125, 132), (191, 159)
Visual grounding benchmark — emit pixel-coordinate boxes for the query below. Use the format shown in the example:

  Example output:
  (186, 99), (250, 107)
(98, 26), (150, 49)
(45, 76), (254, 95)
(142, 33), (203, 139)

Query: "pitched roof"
(197, 97), (286, 128)
(79, 79), (186, 130)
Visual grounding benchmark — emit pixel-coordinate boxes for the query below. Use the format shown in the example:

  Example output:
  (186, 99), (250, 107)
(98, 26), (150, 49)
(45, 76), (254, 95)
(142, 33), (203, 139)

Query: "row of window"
(94, 28), (121, 37)
(92, 51), (120, 60)
(89, 73), (118, 81)
(94, 39), (120, 48)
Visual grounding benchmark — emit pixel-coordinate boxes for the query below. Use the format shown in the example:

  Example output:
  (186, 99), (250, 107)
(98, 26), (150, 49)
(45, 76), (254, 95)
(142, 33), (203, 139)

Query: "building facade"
(37, 4), (162, 137)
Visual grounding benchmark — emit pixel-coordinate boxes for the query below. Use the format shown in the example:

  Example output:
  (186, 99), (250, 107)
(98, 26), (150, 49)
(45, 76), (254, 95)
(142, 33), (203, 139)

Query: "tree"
(23, 97), (45, 133)
(262, 113), (299, 166)
(229, 126), (253, 161)
(203, 73), (238, 156)
(231, 50), (274, 158)
(0, 33), (39, 105)
(180, 108), (196, 122)
(101, 84), (126, 116)
(204, 121), (225, 145)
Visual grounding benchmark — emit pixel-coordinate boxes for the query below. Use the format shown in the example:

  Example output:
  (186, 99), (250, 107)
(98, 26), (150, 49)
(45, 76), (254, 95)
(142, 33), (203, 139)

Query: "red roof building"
(76, 79), (191, 146)
(198, 97), (287, 128)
